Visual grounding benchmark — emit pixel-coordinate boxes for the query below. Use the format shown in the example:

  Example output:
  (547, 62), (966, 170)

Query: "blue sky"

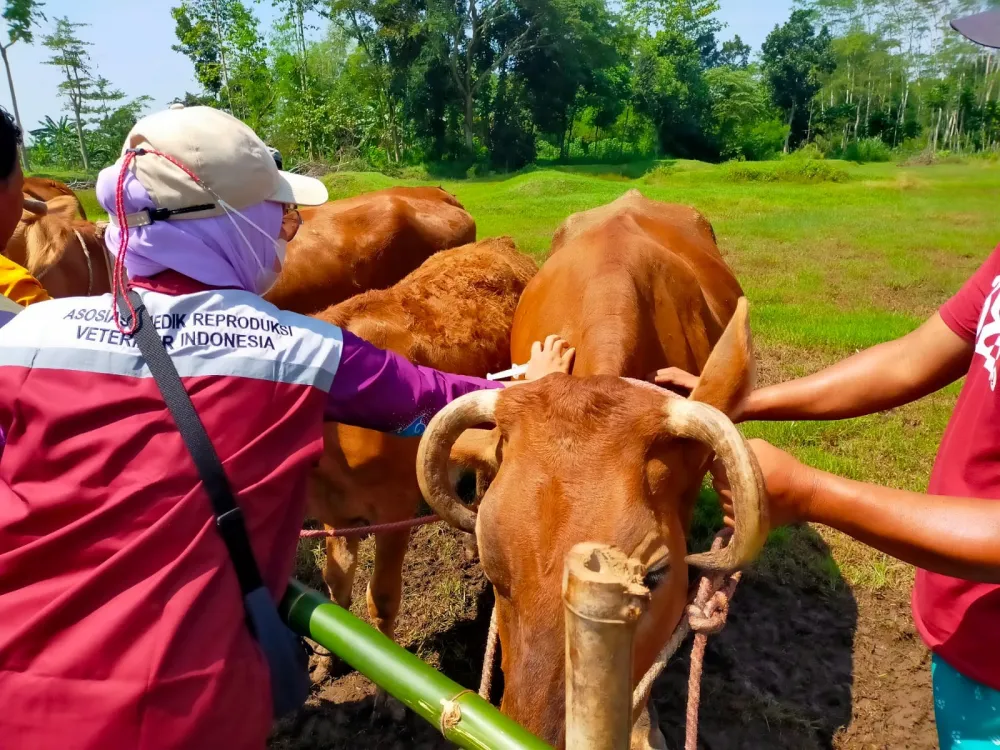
(4, 0), (794, 136)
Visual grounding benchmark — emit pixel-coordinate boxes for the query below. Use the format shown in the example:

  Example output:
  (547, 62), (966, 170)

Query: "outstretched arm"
(717, 440), (1000, 583)
(656, 246), (1000, 423)
(324, 331), (574, 435)
(655, 312), (972, 422)
(742, 313), (972, 421)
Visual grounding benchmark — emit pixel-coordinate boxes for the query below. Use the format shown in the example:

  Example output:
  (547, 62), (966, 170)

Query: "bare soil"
(270, 521), (936, 750)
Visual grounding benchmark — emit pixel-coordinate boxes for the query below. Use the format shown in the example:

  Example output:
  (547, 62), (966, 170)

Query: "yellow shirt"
(0, 255), (50, 307)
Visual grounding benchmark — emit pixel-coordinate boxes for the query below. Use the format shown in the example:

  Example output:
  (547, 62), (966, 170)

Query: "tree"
(172, 2), (223, 99)
(267, 0), (318, 97)
(42, 16), (94, 171)
(718, 34), (751, 68)
(329, 0), (424, 162)
(171, 1), (274, 129)
(85, 75), (125, 126)
(28, 115), (75, 167)
(87, 94), (152, 166)
(517, 0), (620, 161)
(761, 9), (835, 152)
(706, 64), (785, 158)
(633, 28), (715, 158)
(425, 0), (550, 151)
(623, 0), (721, 159)
(1, 0), (45, 170)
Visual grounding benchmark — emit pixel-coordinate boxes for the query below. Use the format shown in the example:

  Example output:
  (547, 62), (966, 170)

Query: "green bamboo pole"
(281, 579), (553, 750)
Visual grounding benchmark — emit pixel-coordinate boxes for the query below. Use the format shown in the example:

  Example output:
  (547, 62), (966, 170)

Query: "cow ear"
(690, 297), (755, 418)
(449, 427), (501, 475)
(45, 195), (79, 223)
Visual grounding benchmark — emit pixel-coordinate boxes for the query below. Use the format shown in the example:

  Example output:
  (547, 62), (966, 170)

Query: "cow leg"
(366, 528), (410, 639)
(368, 528), (412, 723)
(324, 534), (360, 609)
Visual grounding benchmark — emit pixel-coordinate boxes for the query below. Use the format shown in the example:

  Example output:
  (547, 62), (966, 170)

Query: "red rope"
(112, 150), (139, 335)
(299, 514), (442, 539)
(111, 148), (208, 336)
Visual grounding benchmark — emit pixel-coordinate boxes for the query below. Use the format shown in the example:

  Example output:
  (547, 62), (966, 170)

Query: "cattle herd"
(17, 182), (768, 749)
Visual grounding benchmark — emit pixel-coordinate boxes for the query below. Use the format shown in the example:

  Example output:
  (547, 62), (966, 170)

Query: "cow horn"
(417, 389), (500, 534)
(22, 198), (48, 216)
(660, 395), (768, 572)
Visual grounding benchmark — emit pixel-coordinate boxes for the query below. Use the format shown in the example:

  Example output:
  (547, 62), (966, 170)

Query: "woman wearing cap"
(0, 105), (573, 750)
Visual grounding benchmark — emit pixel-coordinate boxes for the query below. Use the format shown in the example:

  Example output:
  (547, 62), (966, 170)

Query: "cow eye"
(643, 561), (670, 590)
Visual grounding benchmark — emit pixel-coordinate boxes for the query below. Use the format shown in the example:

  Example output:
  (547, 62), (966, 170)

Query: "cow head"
(416, 300), (766, 746)
(7, 196), (109, 298)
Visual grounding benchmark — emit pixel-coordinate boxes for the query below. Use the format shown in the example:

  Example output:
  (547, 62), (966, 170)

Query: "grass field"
(80, 159), (1000, 747)
(318, 158), (995, 508)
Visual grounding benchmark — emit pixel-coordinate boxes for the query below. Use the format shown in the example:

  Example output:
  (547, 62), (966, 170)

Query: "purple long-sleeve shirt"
(0, 274), (503, 452)
(324, 330), (503, 436)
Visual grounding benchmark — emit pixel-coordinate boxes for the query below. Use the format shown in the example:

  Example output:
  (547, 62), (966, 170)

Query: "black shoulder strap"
(117, 290), (264, 596)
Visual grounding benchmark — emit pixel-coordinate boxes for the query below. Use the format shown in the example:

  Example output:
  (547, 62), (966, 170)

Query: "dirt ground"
(269, 518), (937, 750)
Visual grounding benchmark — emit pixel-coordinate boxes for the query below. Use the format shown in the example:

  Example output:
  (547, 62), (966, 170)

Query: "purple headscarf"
(97, 166), (283, 293)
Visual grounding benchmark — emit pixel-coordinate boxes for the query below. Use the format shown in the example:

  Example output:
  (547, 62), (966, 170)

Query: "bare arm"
(655, 313), (973, 422)
(718, 440), (1000, 583)
(745, 313), (972, 420)
(805, 473), (1000, 582)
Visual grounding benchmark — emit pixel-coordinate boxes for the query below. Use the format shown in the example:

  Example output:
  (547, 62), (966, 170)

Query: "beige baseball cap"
(118, 105), (327, 222)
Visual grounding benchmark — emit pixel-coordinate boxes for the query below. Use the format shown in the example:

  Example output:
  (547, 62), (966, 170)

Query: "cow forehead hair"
(494, 374), (671, 446)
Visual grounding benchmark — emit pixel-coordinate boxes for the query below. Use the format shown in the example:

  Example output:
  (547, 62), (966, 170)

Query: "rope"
(111, 148), (206, 335)
(74, 229), (94, 296)
(631, 529), (742, 750)
(478, 605), (499, 700)
(112, 149), (140, 334)
(32, 229), (93, 296)
(439, 688), (474, 734)
(298, 514), (441, 539)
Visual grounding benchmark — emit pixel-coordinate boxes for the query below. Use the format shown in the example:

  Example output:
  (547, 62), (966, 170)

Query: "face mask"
(218, 198), (286, 296)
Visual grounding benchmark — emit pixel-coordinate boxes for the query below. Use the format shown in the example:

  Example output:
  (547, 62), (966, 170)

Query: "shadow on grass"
(655, 490), (857, 748)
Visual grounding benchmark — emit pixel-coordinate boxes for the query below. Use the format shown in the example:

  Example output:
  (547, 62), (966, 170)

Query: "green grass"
(77, 190), (103, 221)
(85, 158), (1000, 591)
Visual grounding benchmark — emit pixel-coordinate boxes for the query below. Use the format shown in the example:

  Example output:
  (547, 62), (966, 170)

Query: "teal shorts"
(932, 653), (1000, 748)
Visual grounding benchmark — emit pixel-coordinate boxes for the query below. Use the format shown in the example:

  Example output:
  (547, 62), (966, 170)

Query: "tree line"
(4, 0), (1000, 176)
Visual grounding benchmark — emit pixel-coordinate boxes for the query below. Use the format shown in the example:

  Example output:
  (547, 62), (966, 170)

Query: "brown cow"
(23, 177), (88, 220)
(417, 191), (767, 748)
(7, 196), (112, 298)
(308, 237), (535, 646)
(265, 186), (476, 315)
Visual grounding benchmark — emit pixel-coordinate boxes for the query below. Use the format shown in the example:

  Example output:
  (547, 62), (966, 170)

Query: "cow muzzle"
(416, 383), (767, 572)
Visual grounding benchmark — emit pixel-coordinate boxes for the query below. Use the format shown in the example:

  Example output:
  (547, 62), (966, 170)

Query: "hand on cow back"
(520, 335), (575, 382)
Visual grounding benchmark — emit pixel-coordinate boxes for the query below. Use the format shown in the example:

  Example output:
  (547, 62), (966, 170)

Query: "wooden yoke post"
(563, 543), (649, 750)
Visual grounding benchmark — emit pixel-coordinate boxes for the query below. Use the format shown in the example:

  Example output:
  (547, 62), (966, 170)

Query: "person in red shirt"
(651, 13), (1000, 746)
(657, 254), (1000, 749)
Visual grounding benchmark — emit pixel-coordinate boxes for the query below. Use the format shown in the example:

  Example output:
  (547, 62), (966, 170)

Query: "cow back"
(318, 236), (532, 375)
(306, 237), (534, 534)
(7, 196), (110, 298)
(513, 192), (742, 379)
(266, 186), (476, 315)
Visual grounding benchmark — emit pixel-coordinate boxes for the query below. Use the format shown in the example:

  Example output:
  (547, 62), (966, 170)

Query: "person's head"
(96, 105), (327, 295)
(0, 106), (24, 249)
